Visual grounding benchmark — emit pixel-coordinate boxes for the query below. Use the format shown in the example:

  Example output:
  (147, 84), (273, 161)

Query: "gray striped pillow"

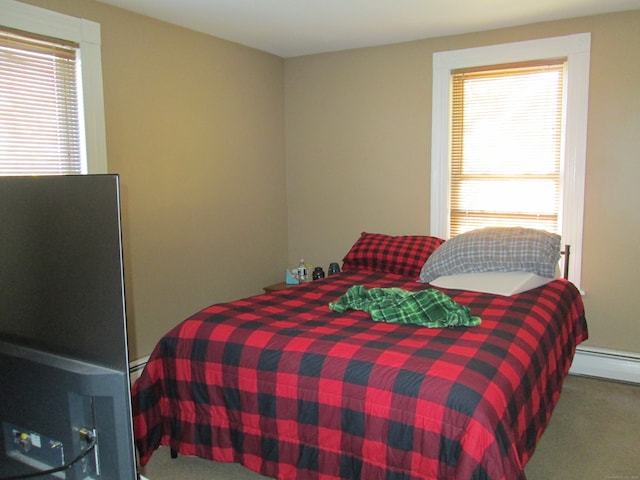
(419, 227), (561, 284)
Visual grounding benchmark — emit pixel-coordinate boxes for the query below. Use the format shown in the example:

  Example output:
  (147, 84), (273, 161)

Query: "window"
(1, 29), (83, 174)
(0, 0), (107, 175)
(450, 60), (565, 236)
(431, 34), (590, 287)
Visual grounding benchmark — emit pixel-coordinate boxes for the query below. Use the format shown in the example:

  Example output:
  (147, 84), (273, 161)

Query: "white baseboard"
(569, 346), (640, 384)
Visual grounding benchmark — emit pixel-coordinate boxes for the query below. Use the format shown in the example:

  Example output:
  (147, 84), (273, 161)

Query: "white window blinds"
(450, 60), (565, 236)
(0, 28), (83, 175)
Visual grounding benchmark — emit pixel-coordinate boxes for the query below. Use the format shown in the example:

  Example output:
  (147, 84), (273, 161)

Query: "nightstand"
(263, 281), (293, 294)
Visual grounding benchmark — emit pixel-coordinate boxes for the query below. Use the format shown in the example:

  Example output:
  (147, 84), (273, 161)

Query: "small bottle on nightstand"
(297, 259), (308, 283)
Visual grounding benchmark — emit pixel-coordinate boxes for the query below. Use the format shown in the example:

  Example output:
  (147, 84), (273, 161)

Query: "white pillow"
(430, 271), (554, 296)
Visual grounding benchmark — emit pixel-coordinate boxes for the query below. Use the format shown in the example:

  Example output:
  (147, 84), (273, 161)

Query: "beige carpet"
(140, 375), (640, 479)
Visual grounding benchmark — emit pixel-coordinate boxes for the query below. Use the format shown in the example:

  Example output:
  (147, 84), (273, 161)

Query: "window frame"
(0, 0), (107, 174)
(430, 33), (590, 287)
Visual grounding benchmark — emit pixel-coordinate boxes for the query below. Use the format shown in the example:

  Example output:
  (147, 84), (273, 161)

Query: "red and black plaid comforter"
(132, 270), (587, 480)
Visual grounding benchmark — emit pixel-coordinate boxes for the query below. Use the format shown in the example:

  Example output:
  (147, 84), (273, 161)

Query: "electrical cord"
(0, 430), (96, 480)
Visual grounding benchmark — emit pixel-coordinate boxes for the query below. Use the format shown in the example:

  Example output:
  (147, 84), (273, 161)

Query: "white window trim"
(431, 33), (590, 288)
(0, 0), (108, 174)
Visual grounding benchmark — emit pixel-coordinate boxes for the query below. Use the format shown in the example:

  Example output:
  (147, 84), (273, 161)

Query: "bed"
(132, 229), (588, 480)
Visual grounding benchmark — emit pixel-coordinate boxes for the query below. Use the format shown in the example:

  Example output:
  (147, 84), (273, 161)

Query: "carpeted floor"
(139, 374), (640, 480)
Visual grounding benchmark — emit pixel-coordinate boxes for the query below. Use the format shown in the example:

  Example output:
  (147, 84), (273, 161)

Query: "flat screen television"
(0, 175), (138, 479)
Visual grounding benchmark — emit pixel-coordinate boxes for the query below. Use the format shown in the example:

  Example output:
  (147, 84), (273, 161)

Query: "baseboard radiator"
(569, 346), (640, 384)
(128, 348), (640, 387)
(129, 355), (150, 384)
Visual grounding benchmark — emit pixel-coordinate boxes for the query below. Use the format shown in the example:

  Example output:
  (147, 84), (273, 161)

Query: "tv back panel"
(0, 175), (138, 479)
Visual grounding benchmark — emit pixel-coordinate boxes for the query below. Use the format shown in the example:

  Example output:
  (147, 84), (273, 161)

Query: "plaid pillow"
(342, 232), (445, 278)
(419, 227), (561, 284)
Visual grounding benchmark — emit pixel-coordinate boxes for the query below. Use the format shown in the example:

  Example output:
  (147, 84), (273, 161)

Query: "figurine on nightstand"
(312, 266), (325, 280)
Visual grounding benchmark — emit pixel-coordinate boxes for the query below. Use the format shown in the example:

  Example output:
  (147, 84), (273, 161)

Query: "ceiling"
(97, 0), (640, 57)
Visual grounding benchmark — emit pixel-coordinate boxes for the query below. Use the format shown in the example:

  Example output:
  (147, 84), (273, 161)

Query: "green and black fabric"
(329, 285), (481, 328)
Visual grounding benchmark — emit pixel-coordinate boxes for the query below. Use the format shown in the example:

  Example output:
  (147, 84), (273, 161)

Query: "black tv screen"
(0, 174), (128, 371)
(0, 174), (138, 479)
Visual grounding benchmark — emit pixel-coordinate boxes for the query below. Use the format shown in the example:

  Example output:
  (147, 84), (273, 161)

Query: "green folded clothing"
(329, 285), (481, 328)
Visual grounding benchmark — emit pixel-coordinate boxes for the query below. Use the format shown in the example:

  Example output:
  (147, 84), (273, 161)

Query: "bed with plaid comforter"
(132, 270), (587, 479)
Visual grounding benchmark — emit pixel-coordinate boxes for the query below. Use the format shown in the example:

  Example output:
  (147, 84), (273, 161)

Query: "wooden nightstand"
(263, 281), (293, 294)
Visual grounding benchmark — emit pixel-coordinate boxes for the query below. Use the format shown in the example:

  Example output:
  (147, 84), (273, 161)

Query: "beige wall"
(16, 2), (640, 358)
(19, 0), (288, 359)
(285, 11), (640, 354)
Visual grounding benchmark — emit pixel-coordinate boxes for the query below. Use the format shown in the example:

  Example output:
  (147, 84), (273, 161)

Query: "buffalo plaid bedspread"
(132, 270), (587, 480)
